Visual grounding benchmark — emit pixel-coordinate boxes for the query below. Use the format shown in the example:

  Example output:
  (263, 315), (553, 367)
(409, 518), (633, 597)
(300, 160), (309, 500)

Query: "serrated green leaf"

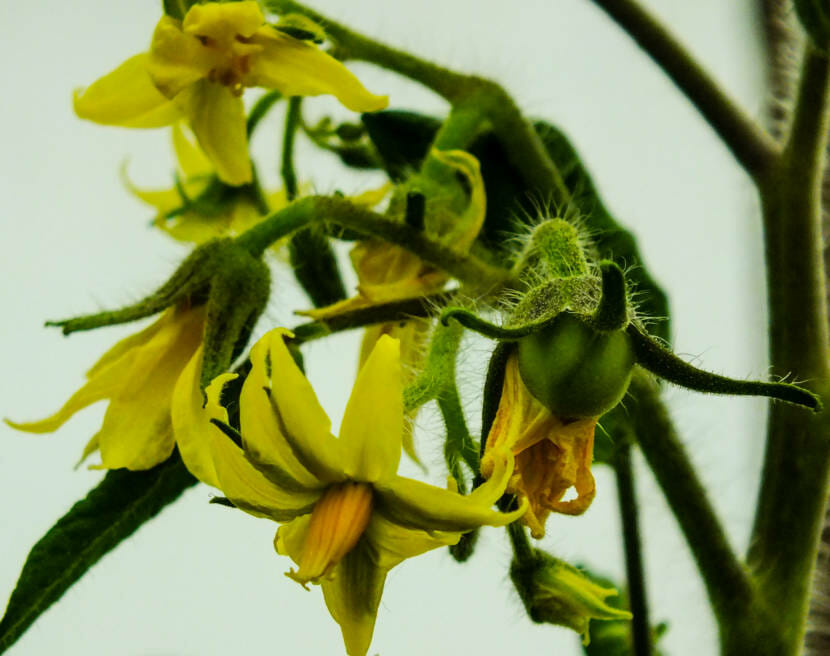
(0, 453), (196, 654)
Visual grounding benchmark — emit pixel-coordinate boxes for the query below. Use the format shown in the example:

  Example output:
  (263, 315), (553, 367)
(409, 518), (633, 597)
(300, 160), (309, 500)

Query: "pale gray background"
(1, 1), (772, 654)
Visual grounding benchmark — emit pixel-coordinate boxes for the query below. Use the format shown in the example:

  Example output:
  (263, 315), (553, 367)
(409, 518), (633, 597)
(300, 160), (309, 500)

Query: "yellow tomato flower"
(74, 1), (388, 185)
(200, 328), (524, 656)
(480, 352), (598, 539)
(125, 125), (287, 245)
(5, 306), (215, 479)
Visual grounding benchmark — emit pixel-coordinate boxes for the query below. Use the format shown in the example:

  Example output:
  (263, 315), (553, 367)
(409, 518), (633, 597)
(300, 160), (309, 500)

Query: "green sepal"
(0, 453), (196, 654)
(47, 239), (232, 335)
(440, 307), (548, 341)
(361, 111), (442, 181)
(628, 323), (822, 411)
(480, 341), (514, 454)
(403, 320), (465, 412)
(162, 0), (199, 20)
(200, 246), (271, 390)
(288, 228), (348, 308)
(588, 261), (629, 333)
(273, 13), (327, 43)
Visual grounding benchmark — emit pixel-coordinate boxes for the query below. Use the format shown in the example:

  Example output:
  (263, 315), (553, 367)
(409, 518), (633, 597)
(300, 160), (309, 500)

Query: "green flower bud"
(794, 0), (830, 51)
(516, 218), (590, 280)
(511, 548), (632, 644)
(517, 313), (635, 418)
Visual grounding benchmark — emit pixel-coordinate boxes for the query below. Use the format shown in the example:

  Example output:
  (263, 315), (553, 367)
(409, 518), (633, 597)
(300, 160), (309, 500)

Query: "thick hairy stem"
(587, 0), (779, 180)
(613, 438), (653, 656)
(749, 44), (830, 652)
(236, 196), (511, 289)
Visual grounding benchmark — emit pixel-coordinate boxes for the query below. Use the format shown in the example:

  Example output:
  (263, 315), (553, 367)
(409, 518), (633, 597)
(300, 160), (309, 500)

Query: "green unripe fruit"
(517, 313), (635, 418)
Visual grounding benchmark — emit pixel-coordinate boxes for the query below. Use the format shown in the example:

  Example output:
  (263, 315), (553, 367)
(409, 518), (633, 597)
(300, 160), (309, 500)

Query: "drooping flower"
(198, 328), (524, 656)
(74, 1), (388, 185)
(124, 124), (287, 245)
(480, 351), (597, 539)
(6, 305), (215, 479)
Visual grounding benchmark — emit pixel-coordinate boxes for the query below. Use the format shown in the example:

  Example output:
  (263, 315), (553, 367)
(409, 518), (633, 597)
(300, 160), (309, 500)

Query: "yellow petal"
(74, 53), (181, 128)
(95, 307), (204, 469)
(428, 149), (486, 249)
(265, 330), (345, 483)
(321, 539), (387, 656)
(170, 347), (226, 486)
(364, 514), (457, 571)
(5, 311), (174, 434)
(240, 333), (322, 490)
(172, 123), (213, 178)
(176, 81), (252, 185)
(274, 513), (312, 565)
(210, 425), (322, 522)
(374, 452), (525, 532)
(247, 29), (388, 112)
(147, 15), (213, 98)
(339, 335), (402, 483)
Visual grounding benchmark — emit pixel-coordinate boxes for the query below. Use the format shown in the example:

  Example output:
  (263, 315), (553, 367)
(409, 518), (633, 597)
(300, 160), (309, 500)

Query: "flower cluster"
(10, 2), (820, 654)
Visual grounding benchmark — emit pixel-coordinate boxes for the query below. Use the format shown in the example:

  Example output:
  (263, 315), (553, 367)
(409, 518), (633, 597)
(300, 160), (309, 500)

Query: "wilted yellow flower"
(199, 328), (524, 656)
(125, 124), (287, 245)
(6, 306), (215, 479)
(74, 1), (388, 185)
(481, 351), (598, 539)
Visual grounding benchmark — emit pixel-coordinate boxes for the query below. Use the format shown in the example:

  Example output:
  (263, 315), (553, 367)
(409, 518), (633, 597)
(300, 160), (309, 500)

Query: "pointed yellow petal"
(247, 29), (388, 112)
(120, 161), (184, 215)
(364, 514), (457, 571)
(211, 424), (321, 521)
(85, 311), (173, 378)
(321, 539), (387, 656)
(177, 81), (252, 185)
(274, 513), (312, 565)
(172, 123), (213, 178)
(374, 451), (525, 532)
(95, 308), (204, 470)
(147, 16), (212, 98)
(240, 333), (322, 490)
(74, 54), (181, 128)
(170, 347), (226, 486)
(339, 335), (402, 483)
(265, 330), (345, 483)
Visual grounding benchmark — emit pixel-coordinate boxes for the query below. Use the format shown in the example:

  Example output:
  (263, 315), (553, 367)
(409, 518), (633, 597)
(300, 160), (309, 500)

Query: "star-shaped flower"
(198, 328), (524, 655)
(74, 1), (387, 185)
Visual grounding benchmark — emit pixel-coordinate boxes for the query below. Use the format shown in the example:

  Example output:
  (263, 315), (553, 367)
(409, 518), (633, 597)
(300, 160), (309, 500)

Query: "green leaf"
(0, 453), (196, 654)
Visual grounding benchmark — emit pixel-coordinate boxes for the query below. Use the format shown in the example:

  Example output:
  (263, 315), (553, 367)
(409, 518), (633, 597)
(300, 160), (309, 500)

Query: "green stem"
(281, 97), (301, 200)
(613, 438), (652, 656)
(291, 291), (454, 343)
(626, 372), (777, 652)
(586, 0), (779, 180)
(246, 90), (282, 137)
(267, 0), (569, 203)
(281, 97), (348, 307)
(748, 44), (830, 650)
(236, 196), (511, 289)
(506, 520), (534, 564)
